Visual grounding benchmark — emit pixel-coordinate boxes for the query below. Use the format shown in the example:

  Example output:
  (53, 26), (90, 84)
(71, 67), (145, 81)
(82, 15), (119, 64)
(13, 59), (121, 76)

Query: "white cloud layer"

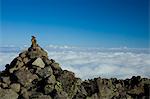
(0, 46), (150, 80)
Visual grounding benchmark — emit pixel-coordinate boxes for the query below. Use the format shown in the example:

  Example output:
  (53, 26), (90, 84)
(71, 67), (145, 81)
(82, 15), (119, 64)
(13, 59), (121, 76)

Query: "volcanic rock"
(0, 88), (19, 99)
(32, 57), (45, 68)
(0, 37), (149, 99)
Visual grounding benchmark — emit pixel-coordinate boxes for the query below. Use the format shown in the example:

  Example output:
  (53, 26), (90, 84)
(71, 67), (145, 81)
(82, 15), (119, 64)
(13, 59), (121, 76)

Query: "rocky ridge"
(0, 39), (150, 99)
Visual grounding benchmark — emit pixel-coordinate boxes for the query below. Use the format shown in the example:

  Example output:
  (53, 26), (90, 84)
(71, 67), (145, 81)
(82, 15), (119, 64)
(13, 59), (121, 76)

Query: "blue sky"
(0, 0), (149, 48)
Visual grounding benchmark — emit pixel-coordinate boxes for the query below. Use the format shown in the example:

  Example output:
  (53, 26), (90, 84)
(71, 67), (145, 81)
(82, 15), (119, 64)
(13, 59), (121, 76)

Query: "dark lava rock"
(0, 37), (149, 99)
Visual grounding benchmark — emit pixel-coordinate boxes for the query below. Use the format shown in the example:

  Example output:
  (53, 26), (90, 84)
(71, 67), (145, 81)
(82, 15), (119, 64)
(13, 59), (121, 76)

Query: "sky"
(0, 0), (149, 48)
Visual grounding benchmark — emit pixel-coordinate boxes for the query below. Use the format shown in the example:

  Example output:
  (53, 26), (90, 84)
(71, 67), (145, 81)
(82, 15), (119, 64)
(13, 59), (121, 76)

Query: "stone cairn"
(0, 37), (149, 99)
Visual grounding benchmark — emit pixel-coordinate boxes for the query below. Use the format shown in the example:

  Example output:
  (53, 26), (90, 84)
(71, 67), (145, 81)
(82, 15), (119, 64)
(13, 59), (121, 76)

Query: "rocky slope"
(0, 42), (150, 99)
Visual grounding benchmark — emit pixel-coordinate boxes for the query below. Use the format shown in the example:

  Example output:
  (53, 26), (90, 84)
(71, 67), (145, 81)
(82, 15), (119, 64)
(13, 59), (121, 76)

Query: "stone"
(39, 48), (48, 58)
(28, 51), (40, 59)
(0, 37), (149, 99)
(46, 74), (56, 84)
(10, 83), (21, 92)
(20, 87), (29, 99)
(23, 57), (29, 64)
(54, 91), (69, 99)
(51, 63), (61, 70)
(19, 51), (27, 58)
(1, 76), (11, 84)
(17, 57), (22, 62)
(28, 46), (48, 59)
(0, 88), (18, 99)
(31, 94), (52, 99)
(44, 84), (54, 94)
(32, 57), (45, 68)
(42, 57), (53, 65)
(73, 85), (87, 99)
(96, 78), (114, 98)
(8, 58), (24, 73)
(15, 69), (38, 87)
(29, 91), (52, 99)
(82, 79), (98, 96)
(1, 83), (8, 88)
(57, 70), (79, 98)
(54, 81), (63, 92)
(36, 66), (53, 78)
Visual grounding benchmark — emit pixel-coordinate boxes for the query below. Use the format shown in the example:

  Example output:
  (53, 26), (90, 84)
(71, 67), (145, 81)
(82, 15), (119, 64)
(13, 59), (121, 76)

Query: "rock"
(39, 48), (48, 58)
(54, 81), (63, 92)
(1, 76), (11, 84)
(51, 63), (61, 70)
(32, 57), (45, 68)
(44, 84), (54, 94)
(20, 87), (29, 99)
(29, 92), (47, 98)
(23, 57), (29, 64)
(28, 50), (40, 59)
(28, 46), (48, 59)
(0, 88), (18, 99)
(0, 37), (149, 99)
(14, 69), (38, 87)
(96, 78), (114, 98)
(53, 91), (69, 99)
(42, 57), (53, 65)
(36, 66), (53, 78)
(57, 70), (79, 98)
(31, 94), (52, 99)
(73, 85), (87, 99)
(10, 83), (21, 92)
(1, 83), (8, 88)
(46, 74), (56, 84)
(8, 58), (24, 73)
(82, 79), (98, 96)
(19, 51), (27, 58)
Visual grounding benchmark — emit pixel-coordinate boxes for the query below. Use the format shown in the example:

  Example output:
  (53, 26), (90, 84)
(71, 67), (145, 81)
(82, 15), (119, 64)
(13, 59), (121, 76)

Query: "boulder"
(10, 83), (21, 92)
(8, 58), (24, 73)
(31, 94), (52, 99)
(14, 69), (38, 87)
(53, 91), (69, 99)
(54, 81), (63, 92)
(1, 76), (11, 84)
(28, 51), (40, 59)
(1, 83), (9, 88)
(20, 87), (29, 99)
(28, 46), (48, 59)
(57, 70), (79, 98)
(0, 88), (18, 99)
(36, 66), (53, 78)
(46, 74), (56, 84)
(44, 84), (54, 94)
(23, 57), (29, 64)
(51, 63), (61, 70)
(19, 51), (27, 58)
(42, 57), (53, 65)
(32, 57), (45, 68)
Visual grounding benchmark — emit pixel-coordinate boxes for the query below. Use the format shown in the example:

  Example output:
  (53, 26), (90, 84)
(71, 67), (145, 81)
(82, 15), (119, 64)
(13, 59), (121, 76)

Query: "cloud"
(47, 50), (150, 79)
(0, 52), (18, 70)
(0, 46), (150, 80)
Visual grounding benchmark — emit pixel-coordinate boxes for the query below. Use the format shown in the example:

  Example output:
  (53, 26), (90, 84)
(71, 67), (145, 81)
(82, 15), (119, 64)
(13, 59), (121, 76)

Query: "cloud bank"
(0, 46), (150, 80)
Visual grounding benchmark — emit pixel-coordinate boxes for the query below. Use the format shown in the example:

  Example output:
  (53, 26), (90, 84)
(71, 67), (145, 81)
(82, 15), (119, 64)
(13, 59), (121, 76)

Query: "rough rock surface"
(0, 39), (149, 99)
(32, 57), (45, 68)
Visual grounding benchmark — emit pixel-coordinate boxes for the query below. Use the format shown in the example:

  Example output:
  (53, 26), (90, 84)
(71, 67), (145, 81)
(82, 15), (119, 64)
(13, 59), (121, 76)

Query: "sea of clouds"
(0, 45), (150, 80)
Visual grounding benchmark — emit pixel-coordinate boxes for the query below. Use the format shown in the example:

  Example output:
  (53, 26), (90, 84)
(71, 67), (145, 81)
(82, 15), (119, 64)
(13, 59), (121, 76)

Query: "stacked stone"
(0, 45), (81, 99)
(0, 44), (149, 99)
